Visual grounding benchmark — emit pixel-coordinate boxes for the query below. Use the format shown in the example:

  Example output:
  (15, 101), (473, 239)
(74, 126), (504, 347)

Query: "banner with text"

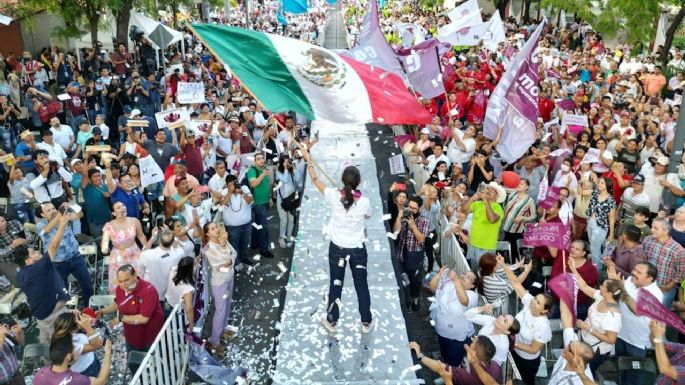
(523, 221), (570, 250)
(177, 82), (206, 104)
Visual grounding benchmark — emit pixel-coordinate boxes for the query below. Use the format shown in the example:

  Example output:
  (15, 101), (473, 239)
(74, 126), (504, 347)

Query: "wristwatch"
(417, 353), (424, 361)
(653, 338), (664, 344)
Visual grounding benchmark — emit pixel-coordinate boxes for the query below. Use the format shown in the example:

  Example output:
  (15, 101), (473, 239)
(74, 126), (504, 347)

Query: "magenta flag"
(393, 133), (416, 148)
(545, 67), (561, 79)
(523, 222), (570, 250)
(483, 20), (546, 164)
(396, 39), (446, 99)
(538, 186), (561, 210)
(637, 288), (685, 335)
(556, 99), (576, 110)
(347, 0), (404, 79)
(548, 273), (578, 324)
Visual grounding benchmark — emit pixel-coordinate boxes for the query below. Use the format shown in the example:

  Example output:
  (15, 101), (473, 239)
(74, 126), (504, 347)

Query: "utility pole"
(223, 0), (231, 23)
(661, 101), (685, 212)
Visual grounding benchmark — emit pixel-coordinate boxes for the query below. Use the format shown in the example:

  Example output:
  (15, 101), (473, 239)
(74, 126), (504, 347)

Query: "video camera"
(129, 26), (145, 43)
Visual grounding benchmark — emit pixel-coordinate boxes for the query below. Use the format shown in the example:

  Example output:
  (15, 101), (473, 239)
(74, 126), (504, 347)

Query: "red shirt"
(66, 92), (85, 116)
(533, 215), (564, 263)
(115, 278), (164, 350)
(182, 138), (204, 177)
(538, 98), (555, 122)
(601, 171), (631, 204)
(551, 253), (599, 306)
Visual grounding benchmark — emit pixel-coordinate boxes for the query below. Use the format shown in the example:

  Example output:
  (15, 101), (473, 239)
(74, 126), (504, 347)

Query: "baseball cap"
(632, 174), (645, 184)
(420, 127), (430, 135)
(71, 158), (83, 167)
(173, 158), (188, 166)
(92, 127), (102, 135)
(656, 156), (670, 166)
(130, 109), (141, 117)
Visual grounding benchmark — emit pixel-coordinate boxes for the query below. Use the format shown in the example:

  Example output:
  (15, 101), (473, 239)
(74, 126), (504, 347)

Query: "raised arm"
(498, 253), (529, 299)
(569, 259), (598, 299)
(300, 148), (325, 194)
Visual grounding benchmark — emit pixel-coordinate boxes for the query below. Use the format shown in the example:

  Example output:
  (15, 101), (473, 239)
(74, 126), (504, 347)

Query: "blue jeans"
(401, 250), (425, 300)
(326, 242), (372, 324)
(251, 203), (270, 253)
(11, 203), (33, 224)
(80, 356), (101, 377)
(54, 256), (93, 305)
(227, 222), (251, 265)
(615, 337), (646, 385)
(663, 286), (677, 311)
(438, 334), (470, 367)
(587, 218), (607, 266)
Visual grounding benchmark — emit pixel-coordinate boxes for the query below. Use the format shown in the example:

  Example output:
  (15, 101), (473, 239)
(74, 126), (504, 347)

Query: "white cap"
(130, 109), (141, 117)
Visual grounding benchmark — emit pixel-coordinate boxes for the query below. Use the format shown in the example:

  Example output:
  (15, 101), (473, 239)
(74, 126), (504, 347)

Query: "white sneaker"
(361, 318), (376, 334)
(320, 314), (337, 333)
(278, 238), (287, 248)
(286, 241), (293, 248)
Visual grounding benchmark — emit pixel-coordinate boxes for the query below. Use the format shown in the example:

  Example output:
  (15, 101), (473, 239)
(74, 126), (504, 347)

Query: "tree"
(659, 5), (685, 70)
(114, 0), (134, 46)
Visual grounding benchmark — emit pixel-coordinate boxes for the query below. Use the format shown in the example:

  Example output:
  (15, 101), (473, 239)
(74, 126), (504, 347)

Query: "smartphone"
(155, 217), (164, 228)
(395, 183), (406, 191)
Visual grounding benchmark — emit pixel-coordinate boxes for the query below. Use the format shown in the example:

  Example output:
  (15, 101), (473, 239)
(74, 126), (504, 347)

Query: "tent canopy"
(75, 12), (182, 51)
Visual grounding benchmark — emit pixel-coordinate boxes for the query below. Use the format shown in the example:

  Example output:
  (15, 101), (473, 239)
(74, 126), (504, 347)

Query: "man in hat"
(14, 130), (36, 173)
(643, 155), (672, 215)
(460, 181), (504, 271)
(669, 51), (685, 71)
(36, 130), (68, 166)
(162, 158), (199, 199)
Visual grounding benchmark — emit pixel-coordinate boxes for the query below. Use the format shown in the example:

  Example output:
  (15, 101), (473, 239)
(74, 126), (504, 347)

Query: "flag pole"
(186, 22), (338, 188)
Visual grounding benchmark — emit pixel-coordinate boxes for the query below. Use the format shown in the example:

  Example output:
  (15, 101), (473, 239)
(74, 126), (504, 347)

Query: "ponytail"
(340, 166), (361, 212)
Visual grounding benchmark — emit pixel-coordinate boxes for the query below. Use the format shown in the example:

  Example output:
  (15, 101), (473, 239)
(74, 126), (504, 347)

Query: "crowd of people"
(0, 0), (683, 384)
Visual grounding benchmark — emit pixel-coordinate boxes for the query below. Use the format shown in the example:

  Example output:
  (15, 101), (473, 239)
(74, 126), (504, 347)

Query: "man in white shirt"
(49, 117), (75, 155)
(217, 175), (254, 267)
(93, 114), (110, 142)
(26, 149), (73, 205)
(138, 229), (185, 300)
(619, 174), (650, 222)
(36, 130), (68, 166)
(549, 301), (595, 385)
(446, 124), (476, 170)
(423, 140), (451, 174)
(607, 260), (661, 385)
(669, 52), (685, 71)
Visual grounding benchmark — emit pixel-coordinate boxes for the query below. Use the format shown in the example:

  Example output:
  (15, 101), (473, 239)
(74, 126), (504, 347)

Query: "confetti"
(252, 223), (263, 230)
(382, 213), (392, 221)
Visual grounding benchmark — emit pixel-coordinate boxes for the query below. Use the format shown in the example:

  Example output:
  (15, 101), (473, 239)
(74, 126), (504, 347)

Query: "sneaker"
(278, 238), (287, 248)
(361, 318), (376, 334)
(286, 241), (293, 248)
(320, 314), (337, 333)
(262, 250), (275, 259)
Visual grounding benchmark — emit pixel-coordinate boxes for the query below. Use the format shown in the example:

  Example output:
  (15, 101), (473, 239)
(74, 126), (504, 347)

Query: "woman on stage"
(301, 148), (374, 334)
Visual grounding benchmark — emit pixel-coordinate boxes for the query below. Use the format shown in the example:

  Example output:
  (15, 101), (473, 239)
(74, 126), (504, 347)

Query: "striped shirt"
(0, 340), (19, 383)
(502, 193), (535, 233)
(619, 187), (650, 222)
(482, 269), (513, 303)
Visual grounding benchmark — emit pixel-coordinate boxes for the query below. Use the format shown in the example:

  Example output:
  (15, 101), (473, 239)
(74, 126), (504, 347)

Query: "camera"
(129, 26), (145, 43)
(402, 208), (412, 218)
(156, 217), (164, 228)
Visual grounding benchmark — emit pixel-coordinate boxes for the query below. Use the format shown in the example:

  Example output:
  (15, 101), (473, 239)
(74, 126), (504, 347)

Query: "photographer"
(0, 217), (26, 285)
(106, 76), (129, 137)
(0, 94), (18, 151)
(54, 52), (75, 91)
(35, 202), (93, 307)
(126, 74), (153, 118)
(24, 86), (54, 130)
(393, 195), (430, 311)
(110, 43), (132, 79)
(0, 321), (25, 385)
(27, 149), (72, 207)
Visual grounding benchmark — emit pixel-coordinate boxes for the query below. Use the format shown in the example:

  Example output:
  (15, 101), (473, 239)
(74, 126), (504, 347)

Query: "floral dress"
(104, 222), (141, 293)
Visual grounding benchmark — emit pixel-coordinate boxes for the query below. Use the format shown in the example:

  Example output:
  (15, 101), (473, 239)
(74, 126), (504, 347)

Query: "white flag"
(446, 0), (481, 22)
(482, 11), (506, 51)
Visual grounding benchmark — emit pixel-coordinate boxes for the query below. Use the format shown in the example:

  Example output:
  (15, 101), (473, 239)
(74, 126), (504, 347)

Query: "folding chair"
(617, 356), (657, 385)
(538, 319), (564, 378)
(496, 241), (513, 264)
(21, 343), (50, 373)
(89, 295), (115, 310)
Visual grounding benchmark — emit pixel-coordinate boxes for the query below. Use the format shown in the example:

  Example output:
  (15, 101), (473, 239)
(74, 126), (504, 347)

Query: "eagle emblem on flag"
(298, 47), (347, 89)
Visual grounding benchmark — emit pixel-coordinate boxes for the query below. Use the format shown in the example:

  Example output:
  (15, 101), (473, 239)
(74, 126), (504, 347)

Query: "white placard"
(139, 155), (164, 188)
(176, 82), (205, 104)
(389, 153), (405, 175)
(580, 147), (600, 164)
(188, 120), (218, 136)
(155, 107), (190, 128)
(561, 113), (589, 127)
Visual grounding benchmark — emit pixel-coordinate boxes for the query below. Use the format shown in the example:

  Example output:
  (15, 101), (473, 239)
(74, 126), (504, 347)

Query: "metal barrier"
(436, 214), (470, 274)
(129, 304), (190, 385)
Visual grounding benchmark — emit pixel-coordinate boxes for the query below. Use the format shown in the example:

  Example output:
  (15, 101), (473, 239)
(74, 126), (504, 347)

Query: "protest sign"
(562, 113), (588, 134)
(188, 120), (218, 136)
(580, 148), (600, 164)
(155, 108), (190, 128)
(538, 186), (561, 210)
(548, 148), (570, 158)
(556, 99), (576, 110)
(389, 154), (405, 175)
(177, 82), (206, 104)
(139, 155), (164, 188)
(537, 173), (548, 202)
(523, 221), (570, 250)
(637, 288), (685, 335)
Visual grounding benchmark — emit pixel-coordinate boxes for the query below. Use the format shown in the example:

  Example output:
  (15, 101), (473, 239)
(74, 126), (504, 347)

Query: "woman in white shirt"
(498, 254), (553, 385)
(201, 222), (236, 356)
(166, 256), (196, 332)
(569, 258), (623, 375)
(428, 267), (478, 367)
(464, 303), (521, 366)
(51, 312), (103, 377)
(275, 155), (298, 248)
(301, 148), (374, 334)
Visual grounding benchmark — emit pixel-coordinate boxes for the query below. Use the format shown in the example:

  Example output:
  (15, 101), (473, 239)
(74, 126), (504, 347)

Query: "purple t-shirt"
(33, 367), (91, 385)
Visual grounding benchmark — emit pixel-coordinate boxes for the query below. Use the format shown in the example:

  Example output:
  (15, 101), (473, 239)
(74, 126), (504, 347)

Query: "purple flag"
(483, 20), (546, 164)
(396, 39), (446, 99)
(548, 273), (578, 324)
(523, 222), (570, 250)
(538, 186), (561, 209)
(545, 67), (561, 79)
(556, 98), (576, 110)
(346, 0), (404, 79)
(637, 289), (685, 335)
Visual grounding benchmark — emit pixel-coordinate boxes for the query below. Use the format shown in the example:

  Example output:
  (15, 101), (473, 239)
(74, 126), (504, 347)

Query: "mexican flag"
(191, 24), (432, 125)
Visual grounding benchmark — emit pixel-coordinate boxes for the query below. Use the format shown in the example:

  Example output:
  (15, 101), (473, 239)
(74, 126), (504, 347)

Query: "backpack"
(240, 166), (258, 194)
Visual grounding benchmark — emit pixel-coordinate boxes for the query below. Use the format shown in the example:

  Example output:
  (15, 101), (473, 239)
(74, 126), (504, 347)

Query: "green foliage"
(540, 0), (663, 46)
(675, 36), (685, 49)
(417, 0), (440, 12)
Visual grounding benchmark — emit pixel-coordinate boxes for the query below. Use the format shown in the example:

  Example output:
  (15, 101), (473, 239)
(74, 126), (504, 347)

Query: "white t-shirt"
(323, 187), (370, 249)
(70, 333), (95, 373)
(36, 141), (68, 165)
(514, 293), (552, 360)
(207, 172), (227, 193)
(464, 308), (510, 365)
(425, 154), (451, 174)
(618, 277), (663, 349)
(138, 246), (186, 299)
(221, 187), (253, 226)
(446, 131), (476, 165)
(580, 291), (622, 354)
(430, 271), (479, 340)
(165, 266), (195, 306)
(548, 328), (595, 385)
(50, 124), (74, 150)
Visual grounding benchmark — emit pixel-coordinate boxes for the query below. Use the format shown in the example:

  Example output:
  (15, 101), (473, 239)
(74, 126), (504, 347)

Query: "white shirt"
(430, 271), (478, 340)
(138, 245), (185, 299)
(217, 135), (233, 157)
(514, 293), (552, 359)
(50, 124), (74, 150)
(70, 333), (95, 373)
(446, 130), (476, 165)
(96, 123), (110, 140)
(464, 308), (510, 365)
(425, 153), (451, 174)
(552, 170), (578, 193)
(165, 266), (195, 306)
(208, 172), (228, 193)
(323, 187), (371, 249)
(618, 277), (662, 349)
(221, 186), (253, 226)
(27, 166), (73, 203)
(36, 141), (68, 165)
(180, 198), (214, 229)
(580, 291), (622, 354)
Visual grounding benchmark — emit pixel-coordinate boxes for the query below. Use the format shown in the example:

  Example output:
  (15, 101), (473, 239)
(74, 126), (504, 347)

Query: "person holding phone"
(50, 312), (103, 377)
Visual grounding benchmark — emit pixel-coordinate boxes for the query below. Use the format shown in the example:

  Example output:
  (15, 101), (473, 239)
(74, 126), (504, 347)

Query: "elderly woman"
(428, 267), (479, 367)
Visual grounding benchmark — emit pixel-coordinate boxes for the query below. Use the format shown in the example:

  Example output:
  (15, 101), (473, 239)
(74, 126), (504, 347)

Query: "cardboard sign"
(155, 108), (190, 128)
(188, 120), (218, 136)
(389, 153), (405, 175)
(176, 82), (206, 104)
(85, 145), (111, 153)
(580, 148), (600, 164)
(139, 155), (164, 188)
(562, 114), (589, 128)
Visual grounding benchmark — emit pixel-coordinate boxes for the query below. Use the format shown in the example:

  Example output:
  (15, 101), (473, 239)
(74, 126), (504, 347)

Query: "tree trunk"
(497, 0), (509, 18)
(115, 0), (133, 46)
(522, 0), (531, 23)
(660, 6), (685, 70)
(171, 0), (179, 29)
(89, 10), (100, 48)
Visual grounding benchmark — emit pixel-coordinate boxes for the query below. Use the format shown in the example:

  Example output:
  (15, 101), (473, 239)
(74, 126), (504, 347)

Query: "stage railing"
(129, 304), (189, 385)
